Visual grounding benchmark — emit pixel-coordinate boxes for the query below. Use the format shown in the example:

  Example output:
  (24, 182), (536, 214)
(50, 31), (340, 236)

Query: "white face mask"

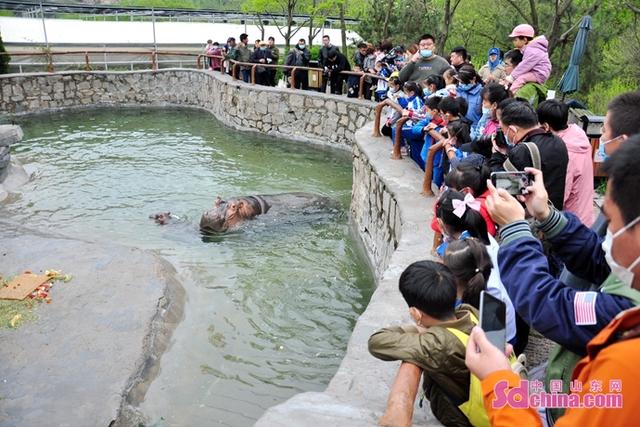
(602, 216), (640, 287)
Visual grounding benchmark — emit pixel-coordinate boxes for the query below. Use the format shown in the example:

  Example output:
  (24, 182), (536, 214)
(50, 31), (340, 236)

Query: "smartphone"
(490, 171), (532, 196)
(479, 291), (507, 351)
(494, 129), (508, 149)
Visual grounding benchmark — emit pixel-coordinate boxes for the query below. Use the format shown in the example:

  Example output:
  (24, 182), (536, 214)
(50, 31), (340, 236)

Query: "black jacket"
(489, 128), (569, 209)
(319, 44), (340, 68)
(326, 52), (351, 74)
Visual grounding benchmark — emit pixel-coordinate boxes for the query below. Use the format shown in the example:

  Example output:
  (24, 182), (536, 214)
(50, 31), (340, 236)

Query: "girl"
(444, 237), (492, 308)
(435, 189), (517, 345)
(506, 23), (552, 93)
(455, 64), (484, 127)
(421, 74), (450, 100)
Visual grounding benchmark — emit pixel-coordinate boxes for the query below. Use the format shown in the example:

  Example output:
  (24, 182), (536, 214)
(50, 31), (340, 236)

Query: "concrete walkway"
(0, 224), (185, 427)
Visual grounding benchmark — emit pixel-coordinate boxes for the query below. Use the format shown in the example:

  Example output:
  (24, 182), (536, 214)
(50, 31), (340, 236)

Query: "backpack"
(445, 313), (519, 427)
(443, 312), (491, 427)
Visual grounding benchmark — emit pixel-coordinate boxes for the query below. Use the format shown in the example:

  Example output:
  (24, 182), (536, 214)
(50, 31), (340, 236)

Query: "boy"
(369, 260), (478, 427)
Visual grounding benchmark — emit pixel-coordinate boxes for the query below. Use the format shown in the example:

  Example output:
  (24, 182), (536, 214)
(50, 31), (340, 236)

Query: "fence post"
(251, 65), (256, 84)
(372, 102), (385, 137)
(84, 51), (91, 71)
(392, 117), (410, 160)
(46, 51), (53, 73)
(421, 141), (444, 196)
(358, 74), (365, 99)
(291, 67), (297, 89)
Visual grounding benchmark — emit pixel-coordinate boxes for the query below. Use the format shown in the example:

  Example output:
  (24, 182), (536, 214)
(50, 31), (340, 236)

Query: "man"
(398, 34), (451, 84)
(325, 50), (350, 95)
(319, 35), (340, 93)
(488, 99), (568, 210)
(598, 90), (640, 160)
(237, 33), (252, 83)
(267, 36), (280, 86)
(224, 37), (238, 75)
(468, 138), (640, 426)
(449, 46), (468, 71)
(284, 38), (311, 90)
(537, 99), (594, 226)
(250, 40), (275, 86)
(353, 42), (368, 70)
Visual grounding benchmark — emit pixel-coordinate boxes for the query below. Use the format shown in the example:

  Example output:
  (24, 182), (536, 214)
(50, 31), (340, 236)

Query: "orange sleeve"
(555, 341), (639, 426)
(481, 370), (542, 427)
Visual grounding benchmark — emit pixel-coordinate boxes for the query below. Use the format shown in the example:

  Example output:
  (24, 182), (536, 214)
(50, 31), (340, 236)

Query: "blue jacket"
(456, 83), (483, 127)
(497, 210), (637, 355)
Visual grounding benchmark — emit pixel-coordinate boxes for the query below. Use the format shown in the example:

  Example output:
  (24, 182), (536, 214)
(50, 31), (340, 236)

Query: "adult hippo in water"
(200, 192), (334, 233)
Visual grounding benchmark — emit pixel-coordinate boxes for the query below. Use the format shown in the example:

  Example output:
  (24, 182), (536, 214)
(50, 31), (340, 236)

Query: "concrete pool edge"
(0, 70), (438, 425)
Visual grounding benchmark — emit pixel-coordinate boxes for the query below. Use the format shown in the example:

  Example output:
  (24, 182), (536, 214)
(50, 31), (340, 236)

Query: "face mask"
(260, 47), (267, 51)
(420, 49), (433, 58)
(482, 107), (491, 116)
(602, 216), (640, 286)
(423, 87), (432, 97)
(597, 135), (623, 160)
(298, 44), (305, 49)
(504, 127), (516, 148)
(458, 83), (473, 91)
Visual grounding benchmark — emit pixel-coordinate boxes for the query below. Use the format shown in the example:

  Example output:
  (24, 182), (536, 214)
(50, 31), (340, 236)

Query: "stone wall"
(0, 125), (22, 182)
(0, 70), (375, 149)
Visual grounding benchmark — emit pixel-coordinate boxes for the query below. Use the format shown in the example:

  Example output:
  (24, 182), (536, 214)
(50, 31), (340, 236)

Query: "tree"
(243, 0), (309, 53)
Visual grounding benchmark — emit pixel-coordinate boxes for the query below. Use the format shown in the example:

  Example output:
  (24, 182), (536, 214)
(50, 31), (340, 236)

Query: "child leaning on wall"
(504, 24), (551, 94)
(368, 261), (478, 426)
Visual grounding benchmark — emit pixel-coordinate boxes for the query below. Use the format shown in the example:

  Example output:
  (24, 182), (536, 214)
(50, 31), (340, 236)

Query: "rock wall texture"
(0, 70), (375, 149)
(0, 124), (22, 183)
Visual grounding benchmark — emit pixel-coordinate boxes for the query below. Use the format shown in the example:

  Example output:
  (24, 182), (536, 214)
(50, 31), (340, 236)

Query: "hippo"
(149, 212), (179, 225)
(199, 192), (334, 233)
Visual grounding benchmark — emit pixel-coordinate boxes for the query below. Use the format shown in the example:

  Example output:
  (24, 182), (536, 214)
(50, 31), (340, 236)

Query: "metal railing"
(0, 49), (387, 100)
(371, 99), (444, 196)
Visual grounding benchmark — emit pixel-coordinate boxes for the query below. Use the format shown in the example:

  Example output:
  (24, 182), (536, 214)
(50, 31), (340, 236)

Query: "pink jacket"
(511, 36), (552, 84)
(557, 123), (595, 226)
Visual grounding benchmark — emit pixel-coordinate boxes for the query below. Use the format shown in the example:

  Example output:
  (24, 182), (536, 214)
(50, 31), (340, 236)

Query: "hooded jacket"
(456, 83), (484, 127)
(556, 124), (595, 226)
(511, 36), (552, 84)
(368, 304), (478, 427)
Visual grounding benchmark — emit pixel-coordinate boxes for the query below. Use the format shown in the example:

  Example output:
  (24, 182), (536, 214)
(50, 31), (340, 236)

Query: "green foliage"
(0, 34), (10, 74)
(309, 44), (320, 60)
(0, 9), (14, 16)
(583, 77), (638, 115)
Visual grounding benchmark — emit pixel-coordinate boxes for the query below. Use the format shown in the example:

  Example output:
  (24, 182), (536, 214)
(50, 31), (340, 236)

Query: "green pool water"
(5, 108), (375, 426)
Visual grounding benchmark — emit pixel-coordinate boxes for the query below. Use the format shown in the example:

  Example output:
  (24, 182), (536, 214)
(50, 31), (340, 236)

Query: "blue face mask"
(482, 107), (491, 116)
(420, 49), (433, 58)
(423, 87), (432, 97)
(260, 47), (267, 51)
(597, 135), (622, 161)
(504, 127), (516, 148)
(458, 83), (474, 91)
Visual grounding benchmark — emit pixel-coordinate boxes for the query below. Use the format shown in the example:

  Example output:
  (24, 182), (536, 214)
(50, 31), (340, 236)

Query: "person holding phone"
(482, 139), (640, 424)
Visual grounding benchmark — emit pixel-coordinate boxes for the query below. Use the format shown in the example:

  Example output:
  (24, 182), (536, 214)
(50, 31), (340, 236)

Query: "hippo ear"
(215, 196), (222, 207)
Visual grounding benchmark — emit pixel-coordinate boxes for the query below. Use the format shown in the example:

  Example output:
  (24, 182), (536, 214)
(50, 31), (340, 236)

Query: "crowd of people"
(365, 23), (640, 427)
(203, 24), (640, 427)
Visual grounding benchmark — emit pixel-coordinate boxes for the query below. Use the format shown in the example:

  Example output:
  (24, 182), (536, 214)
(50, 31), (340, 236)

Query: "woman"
(478, 47), (507, 83)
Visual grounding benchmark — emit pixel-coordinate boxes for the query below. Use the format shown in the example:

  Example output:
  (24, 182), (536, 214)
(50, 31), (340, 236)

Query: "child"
(442, 68), (458, 96)
(434, 189), (517, 345)
(374, 61), (392, 102)
(380, 76), (405, 137)
(444, 237), (492, 309)
(368, 260), (478, 427)
(505, 23), (552, 93)
(410, 96), (445, 172)
(392, 81), (425, 156)
(421, 74), (450, 100)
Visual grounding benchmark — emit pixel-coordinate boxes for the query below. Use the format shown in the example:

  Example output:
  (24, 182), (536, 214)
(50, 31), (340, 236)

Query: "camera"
(490, 171), (533, 196)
